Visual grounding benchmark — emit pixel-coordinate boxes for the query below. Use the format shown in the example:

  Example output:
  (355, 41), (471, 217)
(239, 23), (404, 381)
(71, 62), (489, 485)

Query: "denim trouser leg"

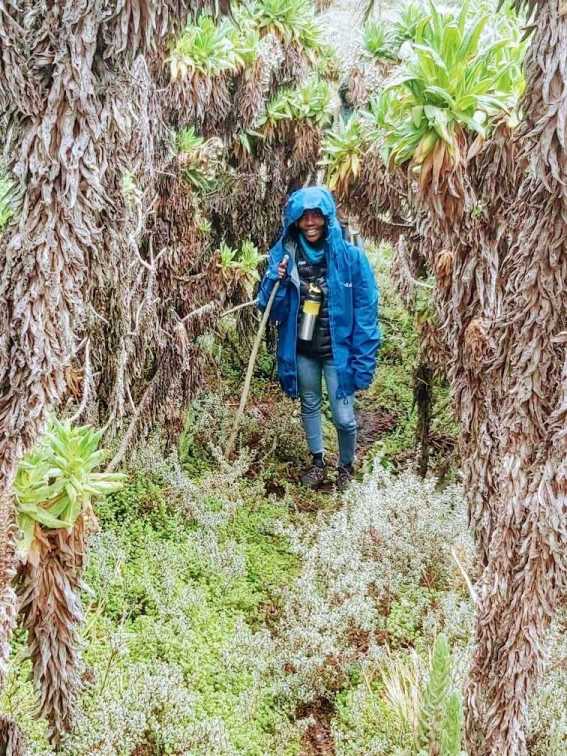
(322, 360), (357, 466)
(297, 354), (357, 466)
(297, 354), (324, 456)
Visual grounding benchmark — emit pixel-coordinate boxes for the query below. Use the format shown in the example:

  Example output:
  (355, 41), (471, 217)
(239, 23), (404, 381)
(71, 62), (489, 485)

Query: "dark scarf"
(298, 232), (326, 265)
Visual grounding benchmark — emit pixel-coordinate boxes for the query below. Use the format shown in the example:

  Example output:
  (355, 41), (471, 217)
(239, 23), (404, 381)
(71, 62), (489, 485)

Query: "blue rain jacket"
(257, 187), (381, 399)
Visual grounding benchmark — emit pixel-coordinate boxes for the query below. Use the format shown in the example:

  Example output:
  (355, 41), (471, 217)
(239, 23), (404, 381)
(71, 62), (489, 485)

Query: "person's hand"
(277, 256), (289, 279)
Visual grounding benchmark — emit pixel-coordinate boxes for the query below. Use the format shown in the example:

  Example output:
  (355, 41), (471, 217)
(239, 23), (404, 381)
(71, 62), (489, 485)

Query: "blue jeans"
(297, 354), (357, 467)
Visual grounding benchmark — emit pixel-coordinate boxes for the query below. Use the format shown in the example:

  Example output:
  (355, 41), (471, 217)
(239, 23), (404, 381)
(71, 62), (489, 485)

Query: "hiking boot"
(300, 457), (325, 488)
(336, 464), (354, 492)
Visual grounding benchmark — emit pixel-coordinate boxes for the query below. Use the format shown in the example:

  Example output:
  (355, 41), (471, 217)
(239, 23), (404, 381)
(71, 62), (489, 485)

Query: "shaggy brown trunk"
(16, 517), (89, 745)
(391, 121), (519, 756)
(0, 0), (194, 742)
(0, 496), (17, 690)
(1, 4), (327, 738)
(465, 3), (567, 752)
(414, 363), (433, 478)
(331, 3), (565, 751)
(410, 121), (518, 571)
(0, 2), (95, 709)
(0, 714), (26, 755)
(387, 138), (501, 569)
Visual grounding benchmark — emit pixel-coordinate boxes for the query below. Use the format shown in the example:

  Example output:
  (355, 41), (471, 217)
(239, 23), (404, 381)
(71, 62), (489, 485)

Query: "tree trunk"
(0, 714), (26, 756)
(415, 362), (433, 478)
(17, 520), (88, 745)
(465, 2), (567, 752)
(0, 0), (194, 731)
(0, 7), (328, 741)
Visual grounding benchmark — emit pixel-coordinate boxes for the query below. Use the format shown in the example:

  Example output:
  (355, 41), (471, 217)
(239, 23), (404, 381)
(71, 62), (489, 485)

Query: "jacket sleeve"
(257, 244), (291, 323)
(350, 248), (381, 390)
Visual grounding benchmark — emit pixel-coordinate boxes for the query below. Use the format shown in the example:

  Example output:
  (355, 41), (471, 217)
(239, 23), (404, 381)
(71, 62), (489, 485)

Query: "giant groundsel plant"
(15, 422), (124, 744)
(323, 0), (567, 753)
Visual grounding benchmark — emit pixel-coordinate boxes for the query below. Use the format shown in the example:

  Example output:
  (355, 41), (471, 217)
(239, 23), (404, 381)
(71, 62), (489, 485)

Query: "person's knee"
(333, 410), (357, 434)
(301, 393), (322, 416)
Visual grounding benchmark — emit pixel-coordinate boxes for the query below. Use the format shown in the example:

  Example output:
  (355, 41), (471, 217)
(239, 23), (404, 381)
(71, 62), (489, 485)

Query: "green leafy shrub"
(321, 1), (527, 186)
(392, 2), (430, 49)
(168, 15), (248, 79)
(254, 76), (332, 135)
(315, 43), (341, 81)
(245, 0), (323, 53)
(320, 116), (364, 194)
(175, 126), (225, 192)
(220, 239), (264, 278)
(363, 22), (398, 62)
(332, 634), (465, 756)
(379, 2), (526, 166)
(14, 420), (124, 555)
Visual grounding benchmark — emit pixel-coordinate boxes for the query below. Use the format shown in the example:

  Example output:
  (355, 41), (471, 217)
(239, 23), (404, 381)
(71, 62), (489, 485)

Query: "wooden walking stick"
(225, 258), (288, 458)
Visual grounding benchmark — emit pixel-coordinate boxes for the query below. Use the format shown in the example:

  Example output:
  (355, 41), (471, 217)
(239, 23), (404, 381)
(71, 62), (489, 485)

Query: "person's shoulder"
(343, 240), (367, 265)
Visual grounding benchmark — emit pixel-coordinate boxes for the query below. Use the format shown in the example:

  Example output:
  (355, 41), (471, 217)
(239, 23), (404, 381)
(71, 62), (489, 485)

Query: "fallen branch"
(180, 301), (217, 324)
(179, 298), (257, 325)
(220, 299), (257, 319)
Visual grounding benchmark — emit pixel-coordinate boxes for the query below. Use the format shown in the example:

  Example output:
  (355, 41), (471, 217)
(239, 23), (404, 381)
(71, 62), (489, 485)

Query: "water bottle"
(298, 284), (323, 341)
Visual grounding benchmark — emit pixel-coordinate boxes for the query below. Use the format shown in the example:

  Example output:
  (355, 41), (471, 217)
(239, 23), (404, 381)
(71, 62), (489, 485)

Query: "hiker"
(258, 186), (381, 490)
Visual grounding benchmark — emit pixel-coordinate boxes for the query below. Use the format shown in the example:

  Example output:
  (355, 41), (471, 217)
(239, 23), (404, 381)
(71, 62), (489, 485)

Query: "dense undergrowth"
(3, 253), (566, 755)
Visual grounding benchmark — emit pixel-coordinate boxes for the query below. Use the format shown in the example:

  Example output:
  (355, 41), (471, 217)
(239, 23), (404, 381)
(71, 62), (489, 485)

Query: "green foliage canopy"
(322, 0), (527, 185)
(167, 15), (253, 79)
(244, 0), (323, 52)
(378, 1), (527, 164)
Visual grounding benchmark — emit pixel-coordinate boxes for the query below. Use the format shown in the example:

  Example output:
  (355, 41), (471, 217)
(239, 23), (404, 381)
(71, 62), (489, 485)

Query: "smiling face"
(297, 209), (325, 243)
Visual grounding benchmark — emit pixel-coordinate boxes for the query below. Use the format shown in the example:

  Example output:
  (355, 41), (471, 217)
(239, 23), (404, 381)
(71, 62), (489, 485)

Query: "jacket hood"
(283, 186), (339, 234)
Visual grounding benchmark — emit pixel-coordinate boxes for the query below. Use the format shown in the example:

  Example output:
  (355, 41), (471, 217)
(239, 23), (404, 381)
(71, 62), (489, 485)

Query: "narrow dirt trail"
(285, 8), (390, 751)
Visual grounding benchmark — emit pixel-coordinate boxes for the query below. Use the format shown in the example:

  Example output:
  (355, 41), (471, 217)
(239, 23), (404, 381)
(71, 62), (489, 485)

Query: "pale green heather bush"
(3, 442), (303, 754)
(4, 430), (565, 753)
(272, 464), (474, 703)
(60, 662), (234, 755)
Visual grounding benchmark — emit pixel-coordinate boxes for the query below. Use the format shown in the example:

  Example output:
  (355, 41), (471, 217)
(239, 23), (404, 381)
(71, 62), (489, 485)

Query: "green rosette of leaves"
(14, 420), (125, 557)
(379, 1), (526, 167)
